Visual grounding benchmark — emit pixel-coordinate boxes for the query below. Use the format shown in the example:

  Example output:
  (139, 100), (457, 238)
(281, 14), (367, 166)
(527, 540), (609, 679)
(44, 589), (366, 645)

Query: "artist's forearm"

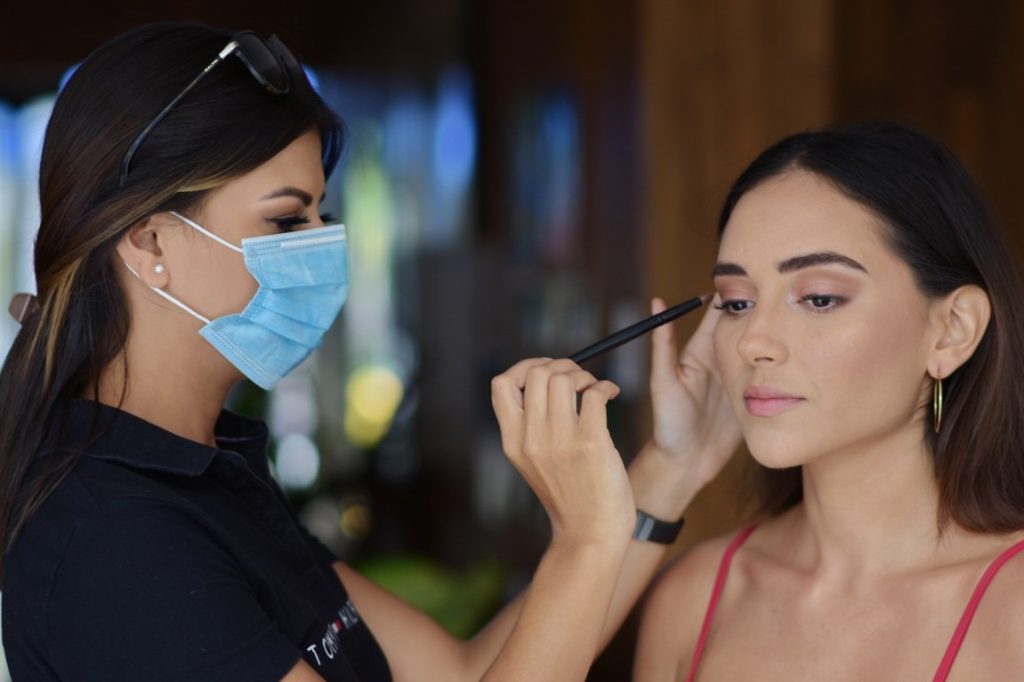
(463, 442), (702, 676)
(456, 588), (522, 677)
(480, 539), (628, 681)
(597, 441), (702, 647)
(628, 441), (705, 520)
(461, 545), (667, 676)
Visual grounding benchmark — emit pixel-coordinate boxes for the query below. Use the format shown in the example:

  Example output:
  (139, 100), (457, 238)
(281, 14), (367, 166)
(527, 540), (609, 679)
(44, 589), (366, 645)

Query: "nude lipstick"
(743, 386), (804, 417)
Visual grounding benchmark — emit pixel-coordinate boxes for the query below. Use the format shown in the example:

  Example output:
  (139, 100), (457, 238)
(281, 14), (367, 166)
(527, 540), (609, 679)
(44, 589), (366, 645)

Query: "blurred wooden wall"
(640, 0), (836, 547)
(639, 0), (1024, 549)
(835, 0), (1024, 254)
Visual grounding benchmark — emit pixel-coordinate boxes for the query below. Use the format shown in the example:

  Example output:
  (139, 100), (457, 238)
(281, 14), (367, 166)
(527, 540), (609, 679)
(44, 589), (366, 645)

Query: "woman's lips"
(743, 386), (804, 417)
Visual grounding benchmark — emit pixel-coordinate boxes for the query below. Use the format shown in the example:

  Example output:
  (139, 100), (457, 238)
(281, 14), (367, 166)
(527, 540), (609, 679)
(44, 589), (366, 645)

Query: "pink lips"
(743, 386), (804, 417)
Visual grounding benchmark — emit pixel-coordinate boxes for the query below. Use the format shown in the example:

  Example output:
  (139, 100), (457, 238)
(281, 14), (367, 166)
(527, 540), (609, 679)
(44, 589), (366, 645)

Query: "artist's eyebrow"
(712, 251), (869, 278)
(260, 186), (326, 206)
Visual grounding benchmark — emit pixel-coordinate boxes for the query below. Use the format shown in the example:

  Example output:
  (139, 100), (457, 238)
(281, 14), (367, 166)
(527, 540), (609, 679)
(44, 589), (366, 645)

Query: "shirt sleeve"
(298, 520), (341, 571)
(268, 477), (339, 570)
(45, 498), (301, 682)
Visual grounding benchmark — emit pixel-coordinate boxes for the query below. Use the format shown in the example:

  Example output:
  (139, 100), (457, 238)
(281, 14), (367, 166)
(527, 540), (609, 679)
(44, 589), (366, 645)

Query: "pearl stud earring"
(154, 264), (165, 274)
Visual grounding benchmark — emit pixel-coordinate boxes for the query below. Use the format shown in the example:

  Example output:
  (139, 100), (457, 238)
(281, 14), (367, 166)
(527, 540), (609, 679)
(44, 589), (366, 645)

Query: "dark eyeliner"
(799, 294), (848, 311)
(271, 215), (309, 232)
(713, 300), (753, 315)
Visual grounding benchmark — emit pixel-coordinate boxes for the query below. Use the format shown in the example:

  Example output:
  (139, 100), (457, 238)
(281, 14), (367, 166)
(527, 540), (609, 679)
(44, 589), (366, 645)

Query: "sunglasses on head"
(118, 31), (302, 188)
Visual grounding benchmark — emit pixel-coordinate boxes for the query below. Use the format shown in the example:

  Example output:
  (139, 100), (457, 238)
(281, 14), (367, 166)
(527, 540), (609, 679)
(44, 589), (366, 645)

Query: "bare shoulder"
(957, 532), (1024, 672)
(633, 528), (750, 680)
(652, 531), (739, 608)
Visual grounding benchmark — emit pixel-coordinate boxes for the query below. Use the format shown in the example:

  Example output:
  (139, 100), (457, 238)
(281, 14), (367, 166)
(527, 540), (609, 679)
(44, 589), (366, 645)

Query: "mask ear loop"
(122, 261), (211, 324)
(127, 212), (248, 324)
(170, 211), (244, 254)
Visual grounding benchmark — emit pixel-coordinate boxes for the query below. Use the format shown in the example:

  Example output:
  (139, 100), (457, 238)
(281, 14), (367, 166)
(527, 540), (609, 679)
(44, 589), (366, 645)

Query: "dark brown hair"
(0, 21), (344, 576)
(719, 121), (1024, 532)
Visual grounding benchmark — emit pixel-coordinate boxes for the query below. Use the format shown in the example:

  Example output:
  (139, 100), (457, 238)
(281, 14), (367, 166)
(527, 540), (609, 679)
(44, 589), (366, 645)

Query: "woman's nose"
(735, 305), (788, 366)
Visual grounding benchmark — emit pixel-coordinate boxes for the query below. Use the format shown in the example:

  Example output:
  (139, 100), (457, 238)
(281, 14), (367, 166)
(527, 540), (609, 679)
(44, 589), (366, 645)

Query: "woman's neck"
(788, 425), (967, 579)
(89, 338), (232, 447)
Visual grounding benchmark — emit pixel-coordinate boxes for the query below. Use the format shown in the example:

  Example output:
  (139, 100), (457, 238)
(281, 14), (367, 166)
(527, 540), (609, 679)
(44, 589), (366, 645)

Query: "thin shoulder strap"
(685, 524), (758, 682)
(933, 536), (1024, 682)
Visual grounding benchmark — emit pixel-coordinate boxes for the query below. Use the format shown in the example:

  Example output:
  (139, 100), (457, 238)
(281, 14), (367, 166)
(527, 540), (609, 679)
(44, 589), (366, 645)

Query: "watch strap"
(632, 509), (685, 544)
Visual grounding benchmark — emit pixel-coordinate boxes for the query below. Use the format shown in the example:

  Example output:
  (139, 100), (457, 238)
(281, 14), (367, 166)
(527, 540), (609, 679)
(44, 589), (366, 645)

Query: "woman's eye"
(713, 299), (754, 316)
(271, 213), (337, 232)
(799, 294), (847, 312)
(271, 216), (309, 232)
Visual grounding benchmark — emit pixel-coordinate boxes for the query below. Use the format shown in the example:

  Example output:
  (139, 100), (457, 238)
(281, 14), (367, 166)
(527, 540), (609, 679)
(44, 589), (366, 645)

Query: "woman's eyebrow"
(777, 251), (868, 274)
(259, 186), (315, 206)
(711, 251), (868, 278)
(711, 262), (747, 278)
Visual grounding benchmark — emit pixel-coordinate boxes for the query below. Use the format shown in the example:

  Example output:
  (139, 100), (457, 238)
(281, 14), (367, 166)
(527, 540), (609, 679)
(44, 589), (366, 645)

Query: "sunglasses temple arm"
(119, 41), (240, 187)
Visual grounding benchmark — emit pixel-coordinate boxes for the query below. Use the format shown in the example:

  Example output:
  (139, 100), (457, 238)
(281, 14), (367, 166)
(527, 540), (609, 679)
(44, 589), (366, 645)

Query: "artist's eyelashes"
(271, 216), (307, 232)
(271, 213), (338, 232)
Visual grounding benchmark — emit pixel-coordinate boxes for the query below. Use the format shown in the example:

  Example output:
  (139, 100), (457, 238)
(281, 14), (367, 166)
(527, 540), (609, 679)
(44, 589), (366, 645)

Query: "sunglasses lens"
(236, 32), (289, 93)
(267, 34), (303, 76)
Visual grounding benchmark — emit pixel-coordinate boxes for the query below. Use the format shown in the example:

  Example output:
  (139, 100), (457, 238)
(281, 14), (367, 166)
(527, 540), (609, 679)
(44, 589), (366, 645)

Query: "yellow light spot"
(344, 364), (404, 448)
(339, 502), (372, 540)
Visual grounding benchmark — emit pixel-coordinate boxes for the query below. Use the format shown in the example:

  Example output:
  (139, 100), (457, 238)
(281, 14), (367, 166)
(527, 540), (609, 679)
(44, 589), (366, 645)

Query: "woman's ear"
(927, 285), (991, 378)
(115, 216), (170, 288)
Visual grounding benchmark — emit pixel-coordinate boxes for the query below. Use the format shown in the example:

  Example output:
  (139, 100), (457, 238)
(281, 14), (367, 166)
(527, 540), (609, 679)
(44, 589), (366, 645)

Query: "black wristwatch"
(632, 509), (685, 544)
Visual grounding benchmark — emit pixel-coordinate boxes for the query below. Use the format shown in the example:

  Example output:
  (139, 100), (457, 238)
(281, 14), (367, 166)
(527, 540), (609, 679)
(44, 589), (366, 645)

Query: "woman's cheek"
(712, 324), (745, 400)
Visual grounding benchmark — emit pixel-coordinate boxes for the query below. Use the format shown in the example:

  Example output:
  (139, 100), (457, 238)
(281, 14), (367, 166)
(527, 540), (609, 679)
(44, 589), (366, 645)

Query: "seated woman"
(634, 122), (1024, 681)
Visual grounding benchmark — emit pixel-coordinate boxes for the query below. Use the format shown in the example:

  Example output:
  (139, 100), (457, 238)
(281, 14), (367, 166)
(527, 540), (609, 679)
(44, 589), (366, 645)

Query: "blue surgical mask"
(125, 211), (349, 389)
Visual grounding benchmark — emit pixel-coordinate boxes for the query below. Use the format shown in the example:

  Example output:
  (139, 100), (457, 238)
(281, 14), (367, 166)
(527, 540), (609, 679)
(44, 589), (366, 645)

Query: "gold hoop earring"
(933, 376), (944, 434)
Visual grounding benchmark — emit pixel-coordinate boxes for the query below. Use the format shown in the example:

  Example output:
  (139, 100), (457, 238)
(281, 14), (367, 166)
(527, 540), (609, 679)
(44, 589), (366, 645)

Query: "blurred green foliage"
(357, 555), (508, 638)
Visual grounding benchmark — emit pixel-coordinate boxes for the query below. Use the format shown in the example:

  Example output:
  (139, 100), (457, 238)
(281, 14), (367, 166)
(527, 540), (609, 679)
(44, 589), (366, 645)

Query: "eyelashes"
(271, 212), (338, 233)
(271, 217), (307, 232)
(799, 294), (848, 312)
(713, 294), (849, 317)
(713, 300), (753, 315)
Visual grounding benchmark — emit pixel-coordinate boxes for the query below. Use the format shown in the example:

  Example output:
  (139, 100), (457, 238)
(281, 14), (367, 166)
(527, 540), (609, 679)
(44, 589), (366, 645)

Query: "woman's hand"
(491, 358), (635, 548)
(647, 296), (740, 488)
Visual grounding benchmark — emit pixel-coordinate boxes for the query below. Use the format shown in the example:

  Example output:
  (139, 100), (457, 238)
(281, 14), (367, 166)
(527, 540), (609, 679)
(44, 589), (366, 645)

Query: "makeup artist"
(0, 21), (738, 681)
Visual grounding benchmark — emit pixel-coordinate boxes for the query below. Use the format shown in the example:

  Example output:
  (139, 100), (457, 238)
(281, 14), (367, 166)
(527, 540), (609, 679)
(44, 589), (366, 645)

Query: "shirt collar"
(47, 399), (269, 477)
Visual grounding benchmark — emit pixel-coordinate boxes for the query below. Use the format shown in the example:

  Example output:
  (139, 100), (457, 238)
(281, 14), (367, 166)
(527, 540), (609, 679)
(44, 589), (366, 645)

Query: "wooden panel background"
(639, 0), (837, 548)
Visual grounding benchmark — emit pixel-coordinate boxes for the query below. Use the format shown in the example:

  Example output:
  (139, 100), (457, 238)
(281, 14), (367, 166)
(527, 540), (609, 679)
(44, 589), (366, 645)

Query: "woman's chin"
(745, 438), (810, 470)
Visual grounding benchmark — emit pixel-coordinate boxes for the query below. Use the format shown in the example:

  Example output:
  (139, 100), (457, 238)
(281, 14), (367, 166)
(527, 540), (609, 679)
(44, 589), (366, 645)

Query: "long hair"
(0, 21), (344, 576)
(718, 121), (1024, 532)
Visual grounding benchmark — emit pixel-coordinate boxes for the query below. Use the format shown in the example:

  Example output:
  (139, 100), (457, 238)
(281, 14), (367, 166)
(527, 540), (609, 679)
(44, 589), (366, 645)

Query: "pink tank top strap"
(685, 524), (758, 682)
(933, 536), (1024, 682)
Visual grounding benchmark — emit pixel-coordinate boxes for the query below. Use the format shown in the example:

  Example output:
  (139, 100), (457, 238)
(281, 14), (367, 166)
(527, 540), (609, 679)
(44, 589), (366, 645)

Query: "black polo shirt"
(2, 399), (392, 681)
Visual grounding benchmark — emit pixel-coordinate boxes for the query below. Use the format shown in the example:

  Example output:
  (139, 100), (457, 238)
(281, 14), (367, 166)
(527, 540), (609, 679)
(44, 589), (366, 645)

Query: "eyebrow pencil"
(569, 294), (710, 364)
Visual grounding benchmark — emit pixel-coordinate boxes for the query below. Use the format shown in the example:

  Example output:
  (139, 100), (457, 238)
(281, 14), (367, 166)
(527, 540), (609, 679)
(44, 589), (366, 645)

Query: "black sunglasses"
(118, 31), (302, 188)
